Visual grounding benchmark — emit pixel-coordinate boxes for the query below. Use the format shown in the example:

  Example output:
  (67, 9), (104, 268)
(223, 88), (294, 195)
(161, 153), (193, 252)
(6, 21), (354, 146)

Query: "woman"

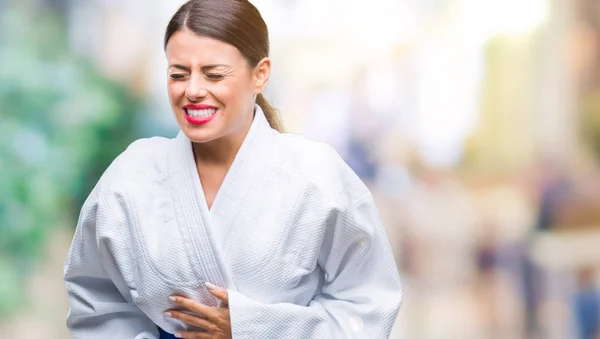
(63, 1), (402, 338)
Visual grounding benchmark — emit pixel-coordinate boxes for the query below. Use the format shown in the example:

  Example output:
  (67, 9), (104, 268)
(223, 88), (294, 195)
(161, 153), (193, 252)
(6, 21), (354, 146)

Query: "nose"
(185, 75), (208, 101)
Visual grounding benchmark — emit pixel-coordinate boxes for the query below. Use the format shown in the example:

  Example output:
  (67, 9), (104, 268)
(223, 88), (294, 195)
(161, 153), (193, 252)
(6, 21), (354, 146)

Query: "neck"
(192, 112), (254, 167)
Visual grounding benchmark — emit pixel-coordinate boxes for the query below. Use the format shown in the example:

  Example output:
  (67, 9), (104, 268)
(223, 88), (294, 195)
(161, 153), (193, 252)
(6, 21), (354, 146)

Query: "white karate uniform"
(64, 106), (402, 338)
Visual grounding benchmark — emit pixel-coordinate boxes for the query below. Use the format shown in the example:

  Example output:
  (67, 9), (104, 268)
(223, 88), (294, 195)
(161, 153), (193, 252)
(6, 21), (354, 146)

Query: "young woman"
(64, 1), (402, 338)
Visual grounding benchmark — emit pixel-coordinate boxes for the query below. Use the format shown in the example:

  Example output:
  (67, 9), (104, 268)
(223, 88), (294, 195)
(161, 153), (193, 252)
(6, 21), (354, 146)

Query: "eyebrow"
(168, 64), (229, 72)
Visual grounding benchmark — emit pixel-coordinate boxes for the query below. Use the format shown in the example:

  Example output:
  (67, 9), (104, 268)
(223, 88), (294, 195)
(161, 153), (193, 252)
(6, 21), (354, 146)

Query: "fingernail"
(175, 333), (182, 338)
(163, 312), (172, 318)
(205, 281), (217, 290)
(168, 296), (177, 302)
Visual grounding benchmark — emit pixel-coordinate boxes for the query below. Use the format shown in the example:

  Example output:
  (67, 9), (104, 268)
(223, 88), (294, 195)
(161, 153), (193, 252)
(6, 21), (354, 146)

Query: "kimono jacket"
(64, 105), (402, 339)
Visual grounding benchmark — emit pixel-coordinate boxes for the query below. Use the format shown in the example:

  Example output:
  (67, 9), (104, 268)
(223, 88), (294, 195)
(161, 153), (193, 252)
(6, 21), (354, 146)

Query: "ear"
(252, 57), (271, 94)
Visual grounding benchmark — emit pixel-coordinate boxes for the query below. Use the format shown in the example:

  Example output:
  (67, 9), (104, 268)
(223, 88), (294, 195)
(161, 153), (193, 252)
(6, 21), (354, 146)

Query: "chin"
(173, 112), (220, 143)
(181, 126), (221, 144)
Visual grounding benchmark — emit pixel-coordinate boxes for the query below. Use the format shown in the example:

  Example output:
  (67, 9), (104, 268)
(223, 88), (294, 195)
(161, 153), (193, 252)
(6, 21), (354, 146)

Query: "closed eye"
(206, 73), (225, 80)
(169, 74), (186, 80)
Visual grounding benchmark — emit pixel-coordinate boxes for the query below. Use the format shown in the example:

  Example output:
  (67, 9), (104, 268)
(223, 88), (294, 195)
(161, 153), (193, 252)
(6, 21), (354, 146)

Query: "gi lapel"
(209, 105), (276, 249)
(171, 129), (232, 289)
(170, 105), (276, 290)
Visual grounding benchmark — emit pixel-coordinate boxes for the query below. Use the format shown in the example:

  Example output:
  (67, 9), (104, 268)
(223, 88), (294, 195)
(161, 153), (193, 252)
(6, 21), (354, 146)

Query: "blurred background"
(1, 0), (600, 338)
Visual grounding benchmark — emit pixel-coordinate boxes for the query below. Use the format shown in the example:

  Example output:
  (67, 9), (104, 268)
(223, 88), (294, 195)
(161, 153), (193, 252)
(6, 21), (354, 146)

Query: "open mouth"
(185, 108), (217, 119)
(183, 106), (219, 125)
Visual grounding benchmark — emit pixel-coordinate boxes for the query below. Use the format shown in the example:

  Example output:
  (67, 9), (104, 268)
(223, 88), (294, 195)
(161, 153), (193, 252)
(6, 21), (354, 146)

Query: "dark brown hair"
(165, 0), (284, 132)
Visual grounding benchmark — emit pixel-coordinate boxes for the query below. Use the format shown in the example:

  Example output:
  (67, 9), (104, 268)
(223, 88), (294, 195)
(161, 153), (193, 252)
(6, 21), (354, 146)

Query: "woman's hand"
(164, 282), (231, 339)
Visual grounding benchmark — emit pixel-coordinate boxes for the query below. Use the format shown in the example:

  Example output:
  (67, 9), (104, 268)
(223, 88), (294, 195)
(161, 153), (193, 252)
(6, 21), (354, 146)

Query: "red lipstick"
(183, 104), (219, 125)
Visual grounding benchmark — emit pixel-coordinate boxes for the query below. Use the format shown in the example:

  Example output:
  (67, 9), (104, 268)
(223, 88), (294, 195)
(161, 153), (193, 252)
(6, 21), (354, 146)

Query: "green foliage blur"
(0, 3), (143, 317)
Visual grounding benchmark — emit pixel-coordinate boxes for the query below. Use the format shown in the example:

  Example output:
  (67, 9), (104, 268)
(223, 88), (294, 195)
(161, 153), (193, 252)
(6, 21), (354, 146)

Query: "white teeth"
(187, 108), (217, 118)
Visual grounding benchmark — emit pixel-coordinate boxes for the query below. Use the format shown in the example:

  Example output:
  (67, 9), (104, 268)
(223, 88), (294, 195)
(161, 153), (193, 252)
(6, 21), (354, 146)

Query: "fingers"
(169, 296), (215, 319)
(167, 284), (230, 338)
(205, 282), (229, 307)
(164, 310), (217, 332)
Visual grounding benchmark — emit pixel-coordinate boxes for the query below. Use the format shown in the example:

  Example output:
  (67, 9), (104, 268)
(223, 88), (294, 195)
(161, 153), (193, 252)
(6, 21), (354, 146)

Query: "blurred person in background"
(523, 160), (570, 338)
(573, 268), (599, 339)
(530, 158), (600, 339)
(62, 1), (402, 339)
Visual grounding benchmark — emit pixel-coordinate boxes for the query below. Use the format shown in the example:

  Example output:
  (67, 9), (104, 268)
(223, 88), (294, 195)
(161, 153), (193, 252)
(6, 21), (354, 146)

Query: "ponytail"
(256, 93), (284, 132)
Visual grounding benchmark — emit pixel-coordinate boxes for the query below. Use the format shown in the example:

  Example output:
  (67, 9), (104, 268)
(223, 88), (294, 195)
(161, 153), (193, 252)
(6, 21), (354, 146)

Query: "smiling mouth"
(185, 108), (217, 118)
(183, 107), (219, 125)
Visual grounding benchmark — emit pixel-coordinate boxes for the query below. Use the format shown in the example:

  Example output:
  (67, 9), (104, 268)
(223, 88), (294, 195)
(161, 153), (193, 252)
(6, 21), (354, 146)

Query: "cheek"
(212, 79), (253, 105)
(168, 82), (185, 102)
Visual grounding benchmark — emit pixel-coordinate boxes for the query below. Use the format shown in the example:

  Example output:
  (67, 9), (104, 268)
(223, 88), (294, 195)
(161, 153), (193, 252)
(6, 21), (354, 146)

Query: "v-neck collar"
(170, 105), (276, 288)
(208, 105), (271, 217)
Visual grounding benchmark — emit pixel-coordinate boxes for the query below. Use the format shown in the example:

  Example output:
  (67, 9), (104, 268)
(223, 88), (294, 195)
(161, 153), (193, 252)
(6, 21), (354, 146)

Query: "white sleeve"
(64, 186), (159, 339)
(228, 195), (402, 339)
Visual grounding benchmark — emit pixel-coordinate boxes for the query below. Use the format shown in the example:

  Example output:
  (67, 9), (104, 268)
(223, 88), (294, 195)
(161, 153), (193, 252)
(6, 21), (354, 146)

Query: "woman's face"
(166, 29), (269, 144)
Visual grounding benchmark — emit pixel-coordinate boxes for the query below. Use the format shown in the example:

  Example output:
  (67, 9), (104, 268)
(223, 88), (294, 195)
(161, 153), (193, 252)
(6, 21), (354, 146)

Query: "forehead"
(166, 29), (245, 66)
